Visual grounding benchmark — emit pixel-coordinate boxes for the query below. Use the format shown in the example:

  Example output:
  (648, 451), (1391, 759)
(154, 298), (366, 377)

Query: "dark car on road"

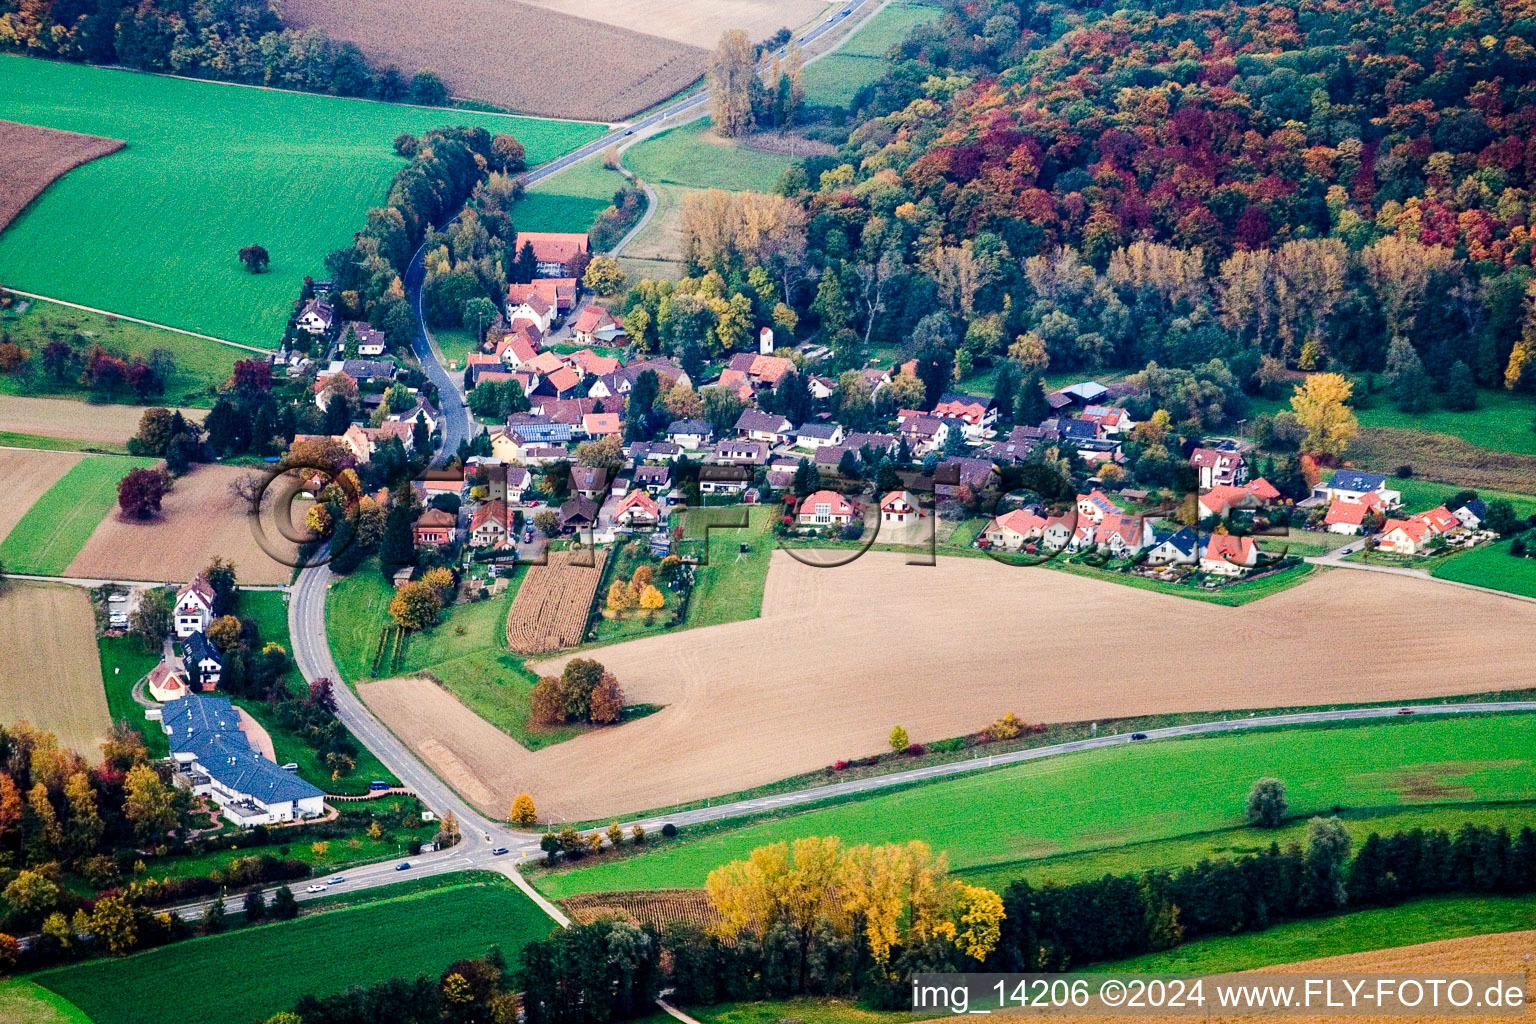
(1130, 732), (1148, 740)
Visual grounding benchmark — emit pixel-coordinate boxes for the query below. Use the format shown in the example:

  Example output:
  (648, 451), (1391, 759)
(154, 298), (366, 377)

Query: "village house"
(498, 328), (542, 367)
(559, 496), (599, 531)
(582, 412), (622, 439)
(1201, 533), (1259, 575)
(571, 306), (623, 347)
(162, 697), (325, 826)
(389, 397), (440, 433)
(715, 369), (756, 404)
(341, 321), (386, 357)
(413, 508), (456, 547)
(735, 409), (794, 444)
(666, 419), (714, 449)
(1190, 447), (1247, 489)
(613, 489), (661, 529)
(1075, 490), (1122, 525)
(794, 422), (846, 450)
(1198, 484), (1262, 520)
(519, 231), (590, 278)
(982, 508), (1047, 550)
(1145, 526), (1200, 566)
(519, 445), (570, 466)
(506, 291), (555, 335)
(571, 465), (609, 501)
(1040, 512), (1077, 551)
(896, 411), (948, 454)
(845, 432), (898, 457)
(1079, 404), (1134, 437)
(699, 465), (751, 497)
(1049, 381), (1110, 410)
(1324, 491), (1385, 535)
(533, 396), (596, 425)
(632, 464), (672, 495)
(1312, 470), (1401, 508)
(566, 347), (621, 377)
(1094, 513), (1155, 557)
(935, 456), (996, 501)
(469, 500), (509, 547)
(184, 630), (224, 690)
(174, 576), (216, 638)
(296, 297), (334, 335)
(727, 352), (796, 391)
(932, 393), (998, 439)
(798, 489), (857, 526)
(807, 375), (836, 401)
(505, 416), (574, 445)
(1453, 499), (1488, 530)
(1378, 506), (1462, 555)
(506, 466), (531, 503)
(629, 440), (683, 463)
(507, 278), (577, 316)
(880, 490), (922, 526)
(589, 358), (691, 401)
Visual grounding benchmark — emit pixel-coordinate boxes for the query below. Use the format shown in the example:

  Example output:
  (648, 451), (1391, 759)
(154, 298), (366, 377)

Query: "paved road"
(404, 237), (471, 467)
(521, 0), (882, 190)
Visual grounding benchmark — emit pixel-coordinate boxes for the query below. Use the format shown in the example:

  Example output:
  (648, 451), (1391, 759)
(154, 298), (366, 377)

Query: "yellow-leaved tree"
(1289, 373), (1357, 458)
(510, 793), (537, 827)
(705, 837), (1002, 977)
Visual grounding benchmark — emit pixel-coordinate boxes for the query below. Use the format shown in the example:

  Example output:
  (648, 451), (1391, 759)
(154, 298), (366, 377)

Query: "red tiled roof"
(615, 490), (660, 520)
(1203, 533), (1256, 565)
(470, 499), (508, 534)
(799, 490), (854, 517)
(546, 366), (581, 394)
(583, 412), (621, 435)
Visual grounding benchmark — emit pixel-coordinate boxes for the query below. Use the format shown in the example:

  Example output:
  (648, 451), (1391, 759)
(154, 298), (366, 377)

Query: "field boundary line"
(1306, 552), (1536, 604)
(12, 56), (613, 127)
(3, 290), (272, 353)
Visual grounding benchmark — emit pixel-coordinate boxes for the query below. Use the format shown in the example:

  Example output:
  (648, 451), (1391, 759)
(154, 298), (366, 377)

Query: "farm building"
(571, 306), (621, 346)
(161, 697), (325, 826)
(518, 231), (590, 278)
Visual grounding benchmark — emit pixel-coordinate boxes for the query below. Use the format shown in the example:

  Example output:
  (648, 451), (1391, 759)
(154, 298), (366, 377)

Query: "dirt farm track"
(361, 553), (1536, 820)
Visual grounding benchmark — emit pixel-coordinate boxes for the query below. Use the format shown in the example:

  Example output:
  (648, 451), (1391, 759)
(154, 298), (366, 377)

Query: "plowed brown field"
(0, 120), (123, 231)
(0, 583), (112, 754)
(0, 448), (81, 542)
(360, 553), (1536, 820)
(519, 0), (825, 48)
(282, 0), (705, 121)
(0, 396), (202, 446)
(67, 463), (293, 584)
(1047, 931), (1536, 1024)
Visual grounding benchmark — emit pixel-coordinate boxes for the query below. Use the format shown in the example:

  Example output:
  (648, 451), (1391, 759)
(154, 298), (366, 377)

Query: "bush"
(905, 743), (925, 757)
(660, 823), (678, 838)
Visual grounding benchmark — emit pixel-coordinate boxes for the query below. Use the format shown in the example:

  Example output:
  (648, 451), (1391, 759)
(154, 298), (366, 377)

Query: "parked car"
(281, 762), (299, 771)
(395, 862), (411, 871)
(369, 780), (390, 790)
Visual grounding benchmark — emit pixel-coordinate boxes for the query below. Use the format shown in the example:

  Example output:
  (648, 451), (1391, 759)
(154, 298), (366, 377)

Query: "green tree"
(1443, 360), (1478, 411)
(1245, 777), (1288, 828)
(203, 893), (228, 934)
(123, 763), (180, 842)
(237, 245), (270, 273)
(812, 267), (851, 336)
(889, 725), (909, 751)
(270, 885), (298, 920)
(1305, 816), (1352, 909)
(408, 70), (450, 106)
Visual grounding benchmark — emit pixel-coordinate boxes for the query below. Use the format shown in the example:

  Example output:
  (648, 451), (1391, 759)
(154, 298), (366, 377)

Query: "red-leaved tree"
(117, 468), (168, 520)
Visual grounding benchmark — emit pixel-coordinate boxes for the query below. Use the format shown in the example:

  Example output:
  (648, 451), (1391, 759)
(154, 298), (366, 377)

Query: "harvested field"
(0, 447), (81, 543)
(67, 464), (295, 584)
(0, 583), (112, 754)
(282, 0), (704, 121)
(518, 0), (825, 48)
(0, 395), (201, 446)
(0, 119), (123, 231)
(505, 549), (606, 654)
(561, 889), (719, 930)
(362, 553), (1536, 820)
(1043, 930), (1536, 1024)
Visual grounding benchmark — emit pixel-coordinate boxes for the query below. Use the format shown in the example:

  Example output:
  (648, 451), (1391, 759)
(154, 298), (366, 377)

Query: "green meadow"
(625, 120), (794, 193)
(35, 873), (555, 1024)
(534, 714), (1536, 899)
(0, 56), (605, 347)
(802, 1), (943, 108)
(515, 154), (631, 233)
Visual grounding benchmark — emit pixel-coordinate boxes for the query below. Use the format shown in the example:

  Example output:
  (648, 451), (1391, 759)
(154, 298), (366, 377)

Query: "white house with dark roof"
(794, 422), (846, 449)
(161, 697), (325, 826)
(183, 631), (224, 690)
(1312, 470), (1401, 508)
